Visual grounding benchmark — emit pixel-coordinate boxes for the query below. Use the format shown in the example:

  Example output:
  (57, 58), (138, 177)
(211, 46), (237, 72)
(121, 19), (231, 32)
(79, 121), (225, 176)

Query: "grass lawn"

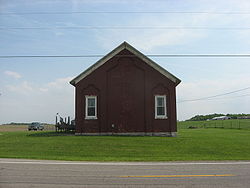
(178, 119), (250, 130)
(1, 129), (250, 161)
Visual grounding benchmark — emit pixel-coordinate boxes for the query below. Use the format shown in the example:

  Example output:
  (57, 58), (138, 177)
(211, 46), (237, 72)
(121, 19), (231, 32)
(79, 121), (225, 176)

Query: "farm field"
(0, 125), (28, 132)
(178, 119), (250, 130)
(0, 128), (250, 161)
(0, 124), (55, 132)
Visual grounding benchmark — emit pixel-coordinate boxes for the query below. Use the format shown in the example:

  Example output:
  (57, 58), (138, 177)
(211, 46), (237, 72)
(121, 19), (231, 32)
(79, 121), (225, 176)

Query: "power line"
(0, 55), (104, 58)
(1, 26), (250, 30)
(178, 93), (250, 103)
(1, 54), (250, 59)
(1, 11), (250, 15)
(178, 87), (250, 103)
(205, 94), (250, 100)
(178, 94), (250, 103)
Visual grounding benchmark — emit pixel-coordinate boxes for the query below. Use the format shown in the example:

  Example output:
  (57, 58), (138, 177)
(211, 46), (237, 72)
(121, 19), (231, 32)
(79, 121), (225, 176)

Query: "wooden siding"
(75, 49), (178, 134)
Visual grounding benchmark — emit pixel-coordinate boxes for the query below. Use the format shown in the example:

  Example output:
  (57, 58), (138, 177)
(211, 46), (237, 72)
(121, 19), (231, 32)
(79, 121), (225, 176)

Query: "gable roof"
(70, 41), (181, 86)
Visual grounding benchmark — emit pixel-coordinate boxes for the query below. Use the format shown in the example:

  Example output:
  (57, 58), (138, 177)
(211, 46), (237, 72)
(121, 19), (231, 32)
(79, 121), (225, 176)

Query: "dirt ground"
(0, 125), (55, 132)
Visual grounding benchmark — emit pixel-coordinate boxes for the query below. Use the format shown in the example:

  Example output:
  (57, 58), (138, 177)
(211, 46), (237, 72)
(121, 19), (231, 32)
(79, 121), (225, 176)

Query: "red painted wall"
(75, 49), (178, 134)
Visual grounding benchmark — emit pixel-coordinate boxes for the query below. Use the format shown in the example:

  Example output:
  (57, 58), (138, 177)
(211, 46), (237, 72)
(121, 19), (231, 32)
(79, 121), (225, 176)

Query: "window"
(155, 95), (167, 119)
(85, 96), (97, 119)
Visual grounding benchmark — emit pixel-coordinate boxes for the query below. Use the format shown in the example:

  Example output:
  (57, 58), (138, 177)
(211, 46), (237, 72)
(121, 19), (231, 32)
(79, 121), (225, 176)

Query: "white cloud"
(95, 0), (250, 52)
(128, 29), (204, 51)
(46, 77), (73, 89)
(39, 88), (49, 92)
(54, 32), (64, 36)
(177, 75), (250, 120)
(6, 81), (33, 95)
(95, 11), (215, 52)
(5, 77), (73, 95)
(4, 71), (22, 79)
(1, 77), (74, 124)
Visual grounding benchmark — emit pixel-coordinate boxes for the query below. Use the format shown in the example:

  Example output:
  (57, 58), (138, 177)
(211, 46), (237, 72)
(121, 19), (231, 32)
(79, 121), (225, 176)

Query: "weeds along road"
(1, 159), (250, 188)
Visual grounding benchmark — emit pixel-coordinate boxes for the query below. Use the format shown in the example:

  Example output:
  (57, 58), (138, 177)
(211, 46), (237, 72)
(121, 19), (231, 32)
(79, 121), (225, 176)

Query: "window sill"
(155, 116), (168, 119)
(85, 117), (97, 120)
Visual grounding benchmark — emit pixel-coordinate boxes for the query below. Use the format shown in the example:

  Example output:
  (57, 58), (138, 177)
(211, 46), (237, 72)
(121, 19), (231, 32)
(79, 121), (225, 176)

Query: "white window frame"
(155, 95), (167, 119)
(85, 95), (97, 119)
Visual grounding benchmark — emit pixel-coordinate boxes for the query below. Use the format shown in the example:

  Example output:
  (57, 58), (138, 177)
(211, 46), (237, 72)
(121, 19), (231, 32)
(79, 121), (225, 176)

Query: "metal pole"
(56, 113), (58, 132)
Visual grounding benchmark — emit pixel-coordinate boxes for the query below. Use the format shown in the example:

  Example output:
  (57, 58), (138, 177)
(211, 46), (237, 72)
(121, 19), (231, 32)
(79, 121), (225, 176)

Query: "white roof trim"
(70, 42), (181, 86)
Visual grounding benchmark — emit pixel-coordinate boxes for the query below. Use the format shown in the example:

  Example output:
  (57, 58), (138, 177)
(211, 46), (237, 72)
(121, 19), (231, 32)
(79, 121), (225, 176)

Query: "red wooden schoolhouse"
(70, 42), (181, 136)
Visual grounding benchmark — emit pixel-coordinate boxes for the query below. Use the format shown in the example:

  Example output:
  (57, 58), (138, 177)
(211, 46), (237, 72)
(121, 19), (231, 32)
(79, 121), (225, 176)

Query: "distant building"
(211, 116), (231, 120)
(237, 116), (250, 119)
(70, 42), (181, 136)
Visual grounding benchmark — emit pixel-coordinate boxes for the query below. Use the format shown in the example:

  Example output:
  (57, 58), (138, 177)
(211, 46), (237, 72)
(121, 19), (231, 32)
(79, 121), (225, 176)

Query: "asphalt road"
(1, 159), (250, 188)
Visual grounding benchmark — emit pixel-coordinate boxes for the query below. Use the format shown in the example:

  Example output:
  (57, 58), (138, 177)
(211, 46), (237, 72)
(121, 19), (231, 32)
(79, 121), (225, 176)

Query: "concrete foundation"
(75, 132), (177, 137)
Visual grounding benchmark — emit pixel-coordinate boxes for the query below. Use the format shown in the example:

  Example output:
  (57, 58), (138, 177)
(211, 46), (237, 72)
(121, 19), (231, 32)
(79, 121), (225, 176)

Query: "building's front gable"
(71, 42), (181, 136)
(70, 42), (180, 86)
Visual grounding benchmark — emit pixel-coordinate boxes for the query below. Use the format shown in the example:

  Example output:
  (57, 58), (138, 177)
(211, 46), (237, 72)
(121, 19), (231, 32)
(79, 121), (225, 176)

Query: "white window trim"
(85, 95), (97, 119)
(155, 95), (167, 119)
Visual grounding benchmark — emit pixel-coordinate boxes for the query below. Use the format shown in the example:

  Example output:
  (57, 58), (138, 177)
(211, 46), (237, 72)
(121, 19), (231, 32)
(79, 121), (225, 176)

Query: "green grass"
(178, 119), (250, 130)
(1, 129), (250, 161)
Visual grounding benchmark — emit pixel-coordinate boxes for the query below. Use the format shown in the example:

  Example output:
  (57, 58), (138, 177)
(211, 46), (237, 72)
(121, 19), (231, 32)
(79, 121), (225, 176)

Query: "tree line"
(187, 113), (250, 121)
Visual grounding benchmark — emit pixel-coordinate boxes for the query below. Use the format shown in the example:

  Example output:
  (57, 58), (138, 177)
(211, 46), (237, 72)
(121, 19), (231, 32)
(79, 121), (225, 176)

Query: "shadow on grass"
(27, 131), (75, 137)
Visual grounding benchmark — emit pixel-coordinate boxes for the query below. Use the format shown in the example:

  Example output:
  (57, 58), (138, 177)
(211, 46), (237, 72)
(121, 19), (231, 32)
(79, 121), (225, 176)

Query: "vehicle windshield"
(31, 122), (40, 125)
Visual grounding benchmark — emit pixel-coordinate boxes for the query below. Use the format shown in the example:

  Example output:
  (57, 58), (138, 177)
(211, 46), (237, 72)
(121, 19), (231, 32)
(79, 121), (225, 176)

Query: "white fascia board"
(70, 42), (181, 86)
(125, 43), (181, 85)
(70, 43), (126, 86)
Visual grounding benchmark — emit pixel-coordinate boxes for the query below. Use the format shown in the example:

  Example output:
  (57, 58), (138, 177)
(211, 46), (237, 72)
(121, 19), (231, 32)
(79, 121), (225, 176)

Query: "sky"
(0, 0), (250, 124)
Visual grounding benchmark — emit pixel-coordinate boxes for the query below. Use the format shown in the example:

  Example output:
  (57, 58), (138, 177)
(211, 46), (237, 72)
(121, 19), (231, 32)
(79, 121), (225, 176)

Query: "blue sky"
(0, 0), (250, 124)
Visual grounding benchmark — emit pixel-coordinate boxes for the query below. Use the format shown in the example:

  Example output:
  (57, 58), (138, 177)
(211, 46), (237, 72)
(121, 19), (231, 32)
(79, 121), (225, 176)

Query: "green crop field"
(1, 128), (250, 161)
(178, 119), (250, 130)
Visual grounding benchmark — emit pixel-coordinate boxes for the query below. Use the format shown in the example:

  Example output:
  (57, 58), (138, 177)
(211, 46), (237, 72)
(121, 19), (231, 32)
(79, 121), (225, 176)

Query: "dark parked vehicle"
(28, 122), (44, 131)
